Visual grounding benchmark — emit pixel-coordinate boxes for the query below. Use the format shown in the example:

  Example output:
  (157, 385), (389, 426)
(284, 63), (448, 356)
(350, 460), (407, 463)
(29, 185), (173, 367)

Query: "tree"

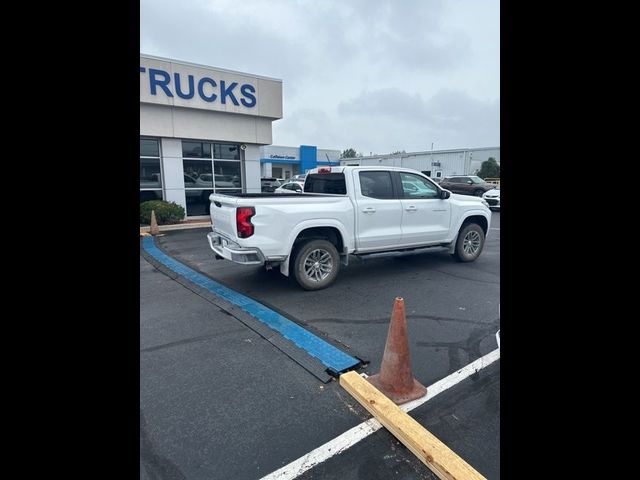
(476, 157), (500, 179)
(341, 148), (357, 158)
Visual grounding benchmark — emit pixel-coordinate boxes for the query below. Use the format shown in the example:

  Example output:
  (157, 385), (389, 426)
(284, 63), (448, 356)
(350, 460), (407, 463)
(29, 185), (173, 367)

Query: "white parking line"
(260, 347), (501, 480)
(490, 228), (500, 231)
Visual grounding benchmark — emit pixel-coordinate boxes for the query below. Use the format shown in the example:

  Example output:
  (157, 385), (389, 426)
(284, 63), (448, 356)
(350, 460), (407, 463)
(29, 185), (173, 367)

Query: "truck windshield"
(304, 173), (347, 194)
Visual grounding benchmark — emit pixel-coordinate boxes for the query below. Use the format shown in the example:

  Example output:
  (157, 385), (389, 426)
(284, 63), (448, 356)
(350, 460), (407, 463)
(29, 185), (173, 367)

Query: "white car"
(274, 179), (305, 193)
(482, 186), (500, 210)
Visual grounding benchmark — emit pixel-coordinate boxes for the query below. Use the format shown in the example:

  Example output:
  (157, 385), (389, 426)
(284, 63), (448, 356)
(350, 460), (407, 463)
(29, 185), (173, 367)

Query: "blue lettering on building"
(174, 73), (195, 99)
(140, 67), (257, 108)
(240, 84), (256, 107)
(148, 68), (174, 97)
(220, 81), (239, 105)
(197, 77), (217, 102)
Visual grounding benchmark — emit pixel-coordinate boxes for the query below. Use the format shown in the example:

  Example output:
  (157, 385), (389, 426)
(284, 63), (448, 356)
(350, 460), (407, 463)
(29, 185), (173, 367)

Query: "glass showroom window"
(182, 141), (212, 159)
(140, 138), (163, 203)
(213, 160), (242, 195)
(182, 140), (213, 216)
(213, 142), (242, 195)
(182, 140), (243, 216)
(214, 143), (240, 160)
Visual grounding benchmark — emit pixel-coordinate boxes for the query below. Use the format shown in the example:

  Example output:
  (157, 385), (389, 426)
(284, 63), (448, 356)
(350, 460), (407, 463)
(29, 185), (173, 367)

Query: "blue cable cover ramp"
(142, 236), (361, 374)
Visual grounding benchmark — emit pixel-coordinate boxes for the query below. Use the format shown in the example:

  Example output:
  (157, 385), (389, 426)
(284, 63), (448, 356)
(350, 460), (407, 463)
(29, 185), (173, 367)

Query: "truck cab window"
(359, 171), (394, 199)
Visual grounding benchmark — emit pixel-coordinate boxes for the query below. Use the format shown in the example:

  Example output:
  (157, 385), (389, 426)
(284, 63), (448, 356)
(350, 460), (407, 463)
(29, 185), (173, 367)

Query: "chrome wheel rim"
(463, 231), (481, 255)
(303, 249), (333, 282)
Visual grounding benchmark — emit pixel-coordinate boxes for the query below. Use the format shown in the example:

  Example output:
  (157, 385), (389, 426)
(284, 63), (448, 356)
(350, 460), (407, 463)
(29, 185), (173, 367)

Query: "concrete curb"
(140, 222), (211, 232)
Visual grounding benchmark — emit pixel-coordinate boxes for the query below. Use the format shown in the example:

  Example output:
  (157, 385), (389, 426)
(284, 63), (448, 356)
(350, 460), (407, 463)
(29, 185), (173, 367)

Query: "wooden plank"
(339, 371), (486, 480)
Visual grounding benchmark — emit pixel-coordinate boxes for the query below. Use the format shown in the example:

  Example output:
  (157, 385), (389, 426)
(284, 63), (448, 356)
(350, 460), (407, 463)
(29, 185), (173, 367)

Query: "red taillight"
(236, 207), (255, 238)
(317, 167), (331, 174)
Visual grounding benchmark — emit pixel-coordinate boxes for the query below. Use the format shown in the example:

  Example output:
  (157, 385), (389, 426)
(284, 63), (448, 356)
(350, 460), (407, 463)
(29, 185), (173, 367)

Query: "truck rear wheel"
(293, 239), (340, 290)
(451, 223), (485, 262)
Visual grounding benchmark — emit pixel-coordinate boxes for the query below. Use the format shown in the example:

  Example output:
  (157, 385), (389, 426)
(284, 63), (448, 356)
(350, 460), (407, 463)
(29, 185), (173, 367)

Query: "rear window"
(304, 173), (347, 194)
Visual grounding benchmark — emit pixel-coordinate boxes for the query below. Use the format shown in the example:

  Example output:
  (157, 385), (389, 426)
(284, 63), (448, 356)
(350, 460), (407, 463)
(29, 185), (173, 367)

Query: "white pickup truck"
(207, 166), (492, 290)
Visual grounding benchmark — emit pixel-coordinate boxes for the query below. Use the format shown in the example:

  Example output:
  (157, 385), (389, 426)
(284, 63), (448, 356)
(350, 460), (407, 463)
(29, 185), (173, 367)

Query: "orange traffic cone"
(367, 297), (427, 404)
(150, 210), (160, 236)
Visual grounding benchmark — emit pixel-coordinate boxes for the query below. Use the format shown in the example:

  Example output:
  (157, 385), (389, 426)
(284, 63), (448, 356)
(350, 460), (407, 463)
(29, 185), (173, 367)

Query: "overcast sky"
(141, 0), (499, 155)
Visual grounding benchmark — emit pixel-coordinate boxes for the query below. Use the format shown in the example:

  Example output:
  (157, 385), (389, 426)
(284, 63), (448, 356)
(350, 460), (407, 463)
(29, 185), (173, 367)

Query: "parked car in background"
(261, 177), (282, 192)
(275, 178), (305, 193)
(439, 175), (496, 197)
(482, 186), (500, 210)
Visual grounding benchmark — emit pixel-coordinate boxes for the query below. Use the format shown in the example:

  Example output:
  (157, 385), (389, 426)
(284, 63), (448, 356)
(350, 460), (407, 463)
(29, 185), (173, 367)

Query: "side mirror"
(440, 189), (451, 199)
(467, 180), (473, 185)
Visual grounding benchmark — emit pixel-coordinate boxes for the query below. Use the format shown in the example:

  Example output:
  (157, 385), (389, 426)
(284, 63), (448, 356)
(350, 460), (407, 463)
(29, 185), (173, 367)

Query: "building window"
(183, 160), (213, 187)
(140, 138), (162, 204)
(181, 140), (244, 216)
(182, 141), (212, 158)
(140, 138), (160, 157)
(214, 161), (242, 190)
(215, 143), (240, 160)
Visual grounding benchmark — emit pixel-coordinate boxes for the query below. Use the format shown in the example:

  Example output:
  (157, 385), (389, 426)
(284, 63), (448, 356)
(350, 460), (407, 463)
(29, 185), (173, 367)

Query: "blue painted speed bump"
(142, 236), (361, 374)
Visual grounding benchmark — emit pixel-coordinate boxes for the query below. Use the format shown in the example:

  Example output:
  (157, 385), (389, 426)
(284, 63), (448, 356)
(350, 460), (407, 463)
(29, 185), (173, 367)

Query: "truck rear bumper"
(207, 232), (265, 265)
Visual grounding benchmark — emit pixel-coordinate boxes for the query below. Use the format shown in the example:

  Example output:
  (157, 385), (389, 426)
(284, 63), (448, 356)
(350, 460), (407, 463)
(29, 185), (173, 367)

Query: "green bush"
(140, 200), (185, 225)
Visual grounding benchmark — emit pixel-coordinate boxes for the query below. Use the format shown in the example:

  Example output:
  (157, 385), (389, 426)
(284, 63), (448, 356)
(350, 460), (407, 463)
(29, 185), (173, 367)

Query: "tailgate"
(209, 194), (238, 239)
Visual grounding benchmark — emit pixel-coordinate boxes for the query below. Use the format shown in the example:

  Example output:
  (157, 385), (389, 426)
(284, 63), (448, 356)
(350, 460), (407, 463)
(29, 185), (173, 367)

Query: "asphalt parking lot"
(140, 212), (500, 479)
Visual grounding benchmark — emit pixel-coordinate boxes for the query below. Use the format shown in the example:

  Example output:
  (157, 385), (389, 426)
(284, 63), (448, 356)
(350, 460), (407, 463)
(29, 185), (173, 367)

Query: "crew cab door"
(394, 171), (451, 245)
(352, 170), (403, 251)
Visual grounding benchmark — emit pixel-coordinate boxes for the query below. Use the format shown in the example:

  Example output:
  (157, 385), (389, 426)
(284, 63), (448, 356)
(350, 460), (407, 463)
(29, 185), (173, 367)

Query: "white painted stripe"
(490, 228), (500, 231)
(260, 348), (500, 480)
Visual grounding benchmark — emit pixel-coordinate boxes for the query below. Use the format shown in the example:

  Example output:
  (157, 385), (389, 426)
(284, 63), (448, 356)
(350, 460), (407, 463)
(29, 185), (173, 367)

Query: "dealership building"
(140, 54), (348, 217)
(140, 54), (284, 217)
(339, 146), (500, 180)
(260, 145), (340, 179)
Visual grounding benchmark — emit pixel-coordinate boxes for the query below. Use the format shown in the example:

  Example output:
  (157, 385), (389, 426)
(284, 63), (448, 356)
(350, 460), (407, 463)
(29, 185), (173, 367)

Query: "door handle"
(405, 205), (417, 212)
(362, 207), (376, 213)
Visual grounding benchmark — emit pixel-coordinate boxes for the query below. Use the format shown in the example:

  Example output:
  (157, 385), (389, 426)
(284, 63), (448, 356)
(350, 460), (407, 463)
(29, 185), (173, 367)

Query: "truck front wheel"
(451, 223), (485, 262)
(293, 239), (340, 290)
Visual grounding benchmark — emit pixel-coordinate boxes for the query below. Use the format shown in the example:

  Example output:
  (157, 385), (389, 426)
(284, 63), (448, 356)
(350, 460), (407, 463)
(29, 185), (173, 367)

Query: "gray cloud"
(141, 0), (499, 153)
(339, 88), (499, 131)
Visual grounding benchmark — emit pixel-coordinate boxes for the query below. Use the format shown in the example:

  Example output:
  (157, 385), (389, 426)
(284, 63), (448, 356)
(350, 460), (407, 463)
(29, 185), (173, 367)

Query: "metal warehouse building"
(339, 147), (500, 180)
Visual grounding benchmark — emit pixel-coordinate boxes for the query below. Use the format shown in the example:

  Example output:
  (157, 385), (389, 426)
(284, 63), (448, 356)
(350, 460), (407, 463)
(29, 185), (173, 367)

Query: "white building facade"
(339, 147), (500, 179)
(140, 54), (283, 217)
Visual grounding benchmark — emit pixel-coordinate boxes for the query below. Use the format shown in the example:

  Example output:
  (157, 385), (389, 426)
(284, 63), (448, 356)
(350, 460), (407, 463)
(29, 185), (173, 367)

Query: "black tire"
(451, 223), (485, 262)
(292, 239), (340, 290)
(474, 189), (484, 197)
